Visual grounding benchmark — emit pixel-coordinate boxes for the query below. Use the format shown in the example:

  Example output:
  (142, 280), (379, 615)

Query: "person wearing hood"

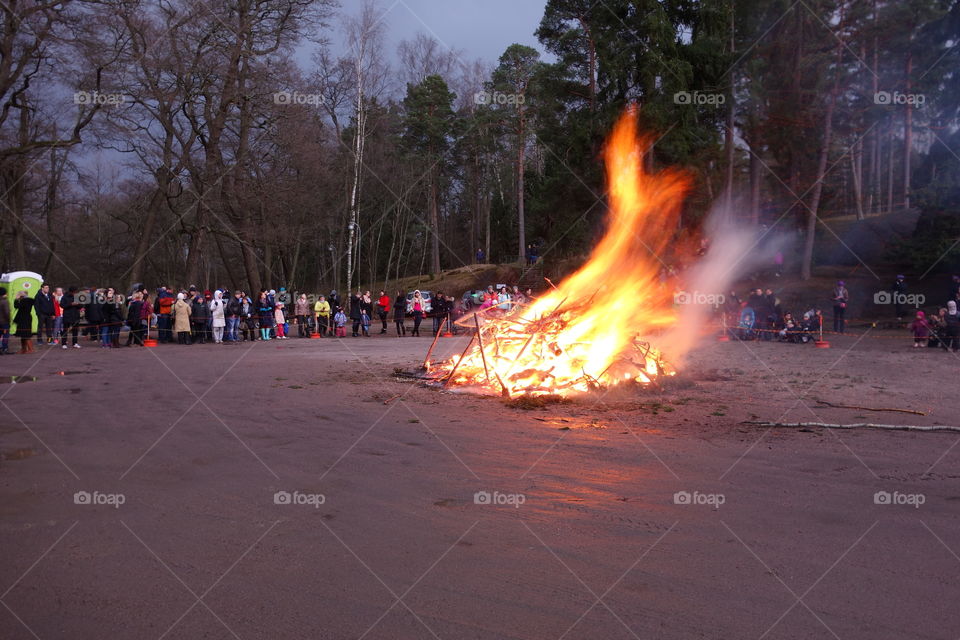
(333, 306), (347, 337)
(831, 281), (849, 334)
(409, 290), (425, 336)
(13, 291), (35, 354)
(328, 290), (340, 313)
(0, 287), (10, 354)
(945, 300), (959, 351)
(908, 310), (930, 348)
(173, 292), (192, 344)
(210, 290), (226, 343)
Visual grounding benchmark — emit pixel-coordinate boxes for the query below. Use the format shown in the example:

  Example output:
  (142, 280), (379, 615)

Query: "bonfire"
(428, 107), (691, 397)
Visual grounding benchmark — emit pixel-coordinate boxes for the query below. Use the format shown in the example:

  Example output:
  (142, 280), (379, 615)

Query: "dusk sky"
(329, 0), (549, 68)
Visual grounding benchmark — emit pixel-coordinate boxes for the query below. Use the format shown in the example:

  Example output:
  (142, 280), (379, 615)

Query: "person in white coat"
(210, 290), (226, 343)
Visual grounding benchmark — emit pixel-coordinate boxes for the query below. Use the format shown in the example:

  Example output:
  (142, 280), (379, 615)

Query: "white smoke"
(658, 199), (792, 364)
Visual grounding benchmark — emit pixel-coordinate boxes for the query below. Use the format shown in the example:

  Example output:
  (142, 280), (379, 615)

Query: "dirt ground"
(1, 328), (959, 640)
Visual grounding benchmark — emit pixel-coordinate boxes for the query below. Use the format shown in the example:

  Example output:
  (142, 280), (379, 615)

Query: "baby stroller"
(737, 306), (756, 340)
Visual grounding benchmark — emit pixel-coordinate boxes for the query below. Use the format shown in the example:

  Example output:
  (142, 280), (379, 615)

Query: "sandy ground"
(1, 328), (959, 640)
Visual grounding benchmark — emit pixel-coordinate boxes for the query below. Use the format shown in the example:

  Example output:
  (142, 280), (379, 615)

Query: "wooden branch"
(443, 333), (478, 386)
(742, 421), (960, 433)
(473, 313), (491, 384)
(813, 398), (925, 416)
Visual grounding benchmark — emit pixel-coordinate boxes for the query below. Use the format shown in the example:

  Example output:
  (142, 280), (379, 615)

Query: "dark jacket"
(393, 297), (406, 320)
(61, 293), (82, 323)
(226, 297), (243, 318)
(34, 291), (54, 316)
(85, 298), (104, 324)
(0, 296), (10, 326)
(13, 296), (34, 337)
(126, 300), (143, 326)
(257, 298), (274, 326)
(191, 296), (210, 322)
(349, 295), (362, 321)
(101, 300), (122, 325)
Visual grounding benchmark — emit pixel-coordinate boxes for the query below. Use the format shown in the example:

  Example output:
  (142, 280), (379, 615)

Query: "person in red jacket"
(52, 287), (63, 345)
(377, 291), (390, 334)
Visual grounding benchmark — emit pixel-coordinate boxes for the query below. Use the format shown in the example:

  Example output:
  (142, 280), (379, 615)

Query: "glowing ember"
(434, 107), (691, 396)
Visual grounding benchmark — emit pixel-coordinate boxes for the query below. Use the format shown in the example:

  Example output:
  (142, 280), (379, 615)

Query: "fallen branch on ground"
(742, 421), (960, 433)
(813, 398), (926, 416)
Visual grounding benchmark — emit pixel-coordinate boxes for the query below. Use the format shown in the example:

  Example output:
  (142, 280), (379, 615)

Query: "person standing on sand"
(155, 287), (174, 343)
(393, 291), (406, 336)
(273, 302), (287, 339)
(13, 291), (35, 354)
(103, 287), (123, 348)
(314, 295), (331, 336)
(173, 292), (192, 344)
(893, 274), (907, 321)
(409, 290), (425, 336)
(377, 291), (390, 334)
(328, 290), (340, 315)
(140, 292), (154, 344)
(909, 310), (930, 348)
(349, 291), (362, 337)
(226, 291), (243, 342)
(295, 294), (311, 337)
(191, 291), (209, 344)
(258, 291), (274, 341)
(432, 290), (446, 335)
(0, 287), (10, 354)
(210, 290), (226, 343)
(34, 283), (54, 345)
(832, 281), (849, 334)
(359, 292), (373, 337)
(52, 287), (63, 345)
(333, 307), (347, 337)
(125, 292), (144, 346)
(945, 301), (960, 351)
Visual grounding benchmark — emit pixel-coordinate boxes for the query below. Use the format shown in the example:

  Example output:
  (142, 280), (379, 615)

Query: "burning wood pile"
(424, 108), (691, 398)
(433, 303), (675, 397)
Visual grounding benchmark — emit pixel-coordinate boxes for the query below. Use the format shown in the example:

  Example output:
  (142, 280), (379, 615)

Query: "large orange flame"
(438, 108), (691, 396)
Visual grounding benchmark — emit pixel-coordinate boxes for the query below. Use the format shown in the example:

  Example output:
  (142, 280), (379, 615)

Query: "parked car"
(406, 290), (432, 314)
(461, 289), (486, 310)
